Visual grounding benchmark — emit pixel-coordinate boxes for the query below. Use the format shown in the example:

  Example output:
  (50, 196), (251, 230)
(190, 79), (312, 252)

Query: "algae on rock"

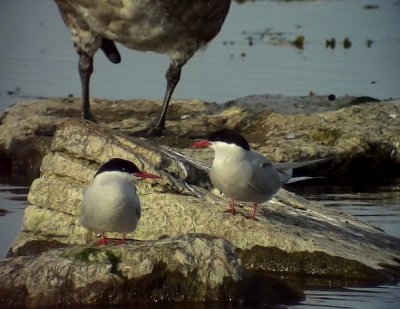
(0, 234), (242, 307)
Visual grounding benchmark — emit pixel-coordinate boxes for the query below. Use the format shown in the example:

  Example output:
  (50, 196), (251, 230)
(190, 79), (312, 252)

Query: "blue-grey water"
(288, 182), (400, 309)
(0, 176), (28, 257)
(0, 0), (399, 308)
(0, 0), (399, 113)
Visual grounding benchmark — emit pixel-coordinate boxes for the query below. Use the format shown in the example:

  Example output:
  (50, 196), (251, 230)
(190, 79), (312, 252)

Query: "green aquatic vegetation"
(65, 246), (122, 272)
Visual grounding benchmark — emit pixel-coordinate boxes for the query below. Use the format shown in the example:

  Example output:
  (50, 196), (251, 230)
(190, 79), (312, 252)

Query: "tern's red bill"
(191, 140), (212, 148)
(135, 172), (161, 179)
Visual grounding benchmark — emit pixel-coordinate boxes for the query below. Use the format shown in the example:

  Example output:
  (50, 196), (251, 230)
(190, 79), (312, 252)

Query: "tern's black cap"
(94, 158), (140, 177)
(208, 129), (250, 151)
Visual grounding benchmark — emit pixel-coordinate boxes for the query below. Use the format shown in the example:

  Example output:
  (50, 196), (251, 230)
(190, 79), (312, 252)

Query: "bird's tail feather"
(285, 176), (326, 184)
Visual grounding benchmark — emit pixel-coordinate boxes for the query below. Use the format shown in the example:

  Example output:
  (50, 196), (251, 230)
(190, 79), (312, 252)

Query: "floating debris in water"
(363, 4), (379, 10)
(247, 35), (254, 46)
(7, 87), (21, 96)
(343, 38), (352, 49)
(239, 27), (374, 52)
(293, 35), (305, 49)
(222, 40), (235, 46)
(242, 28), (303, 49)
(326, 38), (336, 49)
(0, 208), (10, 216)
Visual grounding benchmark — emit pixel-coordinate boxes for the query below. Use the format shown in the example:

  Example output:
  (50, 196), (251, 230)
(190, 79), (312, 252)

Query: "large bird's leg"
(78, 52), (96, 122)
(100, 38), (121, 64)
(149, 63), (182, 136)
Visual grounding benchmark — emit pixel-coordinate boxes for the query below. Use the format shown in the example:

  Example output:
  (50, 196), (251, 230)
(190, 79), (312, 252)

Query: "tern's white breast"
(81, 172), (141, 234)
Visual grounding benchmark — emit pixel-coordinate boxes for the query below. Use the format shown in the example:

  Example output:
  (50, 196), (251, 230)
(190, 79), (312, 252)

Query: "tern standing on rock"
(81, 158), (160, 245)
(54, 0), (232, 136)
(192, 129), (328, 219)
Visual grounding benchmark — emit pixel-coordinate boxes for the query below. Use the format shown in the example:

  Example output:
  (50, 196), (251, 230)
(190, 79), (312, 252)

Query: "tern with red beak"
(81, 158), (160, 245)
(192, 129), (328, 219)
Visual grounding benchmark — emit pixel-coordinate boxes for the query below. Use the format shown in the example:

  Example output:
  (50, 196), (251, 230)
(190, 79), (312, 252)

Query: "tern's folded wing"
(247, 159), (281, 197)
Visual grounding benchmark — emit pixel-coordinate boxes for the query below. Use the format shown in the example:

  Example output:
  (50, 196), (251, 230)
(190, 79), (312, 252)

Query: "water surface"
(288, 181), (400, 309)
(1, 0), (399, 114)
(0, 177), (28, 257)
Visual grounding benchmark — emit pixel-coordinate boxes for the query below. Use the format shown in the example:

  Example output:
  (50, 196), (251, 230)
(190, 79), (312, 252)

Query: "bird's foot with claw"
(146, 126), (165, 137)
(83, 112), (98, 123)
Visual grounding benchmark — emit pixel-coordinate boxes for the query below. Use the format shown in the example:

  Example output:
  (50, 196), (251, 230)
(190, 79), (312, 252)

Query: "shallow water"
(0, 176), (28, 257)
(287, 181), (400, 309)
(1, 0), (399, 115)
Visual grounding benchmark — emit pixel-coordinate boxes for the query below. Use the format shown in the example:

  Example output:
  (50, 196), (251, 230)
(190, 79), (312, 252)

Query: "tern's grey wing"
(285, 176), (325, 184)
(136, 201), (141, 220)
(273, 157), (334, 184)
(247, 158), (282, 199)
(273, 157), (332, 171)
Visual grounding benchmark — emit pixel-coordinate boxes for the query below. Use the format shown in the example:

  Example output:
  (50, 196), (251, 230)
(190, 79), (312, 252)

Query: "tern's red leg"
(224, 199), (237, 215)
(251, 203), (258, 220)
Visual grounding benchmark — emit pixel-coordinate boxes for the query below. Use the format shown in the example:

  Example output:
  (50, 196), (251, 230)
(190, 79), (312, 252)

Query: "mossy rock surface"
(0, 234), (244, 307)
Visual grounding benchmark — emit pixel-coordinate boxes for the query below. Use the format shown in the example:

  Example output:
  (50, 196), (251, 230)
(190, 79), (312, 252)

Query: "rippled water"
(0, 177), (28, 257)
(288, 181), (400, 309)
(294, 284), (400, 309)
(1, 0), (399, 114)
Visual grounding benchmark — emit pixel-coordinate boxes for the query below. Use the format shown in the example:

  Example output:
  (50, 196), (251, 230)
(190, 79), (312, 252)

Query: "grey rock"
(1, 96), (399, 181)
(7, 119), (400, 284)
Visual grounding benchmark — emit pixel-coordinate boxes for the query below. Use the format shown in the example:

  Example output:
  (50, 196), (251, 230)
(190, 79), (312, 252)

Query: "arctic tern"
(192, 129), (328, 219)
(81, 158), (160, 245)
